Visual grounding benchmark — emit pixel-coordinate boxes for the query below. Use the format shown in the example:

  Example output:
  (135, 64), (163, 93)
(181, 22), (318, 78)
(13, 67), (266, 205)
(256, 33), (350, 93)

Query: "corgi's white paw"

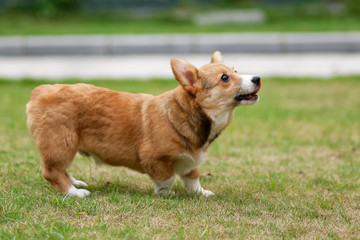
(68, 176), (88, 188)
(202, 189), (215, 197)
(67, 186), (91, 198)
(181, 176), (214, 197)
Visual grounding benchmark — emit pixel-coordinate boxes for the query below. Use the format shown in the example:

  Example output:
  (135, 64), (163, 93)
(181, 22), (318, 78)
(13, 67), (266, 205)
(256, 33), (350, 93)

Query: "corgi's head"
(171, 51), (261, 112)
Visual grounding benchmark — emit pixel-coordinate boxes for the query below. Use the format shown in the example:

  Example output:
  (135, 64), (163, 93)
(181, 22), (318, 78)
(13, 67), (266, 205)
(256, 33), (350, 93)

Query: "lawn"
(0, 13), (360, 35)
(0, 77), (360, 239)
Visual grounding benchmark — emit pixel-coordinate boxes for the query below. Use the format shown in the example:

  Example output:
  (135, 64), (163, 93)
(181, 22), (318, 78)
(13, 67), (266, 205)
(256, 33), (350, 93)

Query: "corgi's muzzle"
(235, 75), (261, 105)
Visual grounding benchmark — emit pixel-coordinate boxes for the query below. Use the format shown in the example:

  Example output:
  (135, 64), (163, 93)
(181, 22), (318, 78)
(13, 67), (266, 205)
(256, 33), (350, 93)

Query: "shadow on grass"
(85, 179), (222, 202)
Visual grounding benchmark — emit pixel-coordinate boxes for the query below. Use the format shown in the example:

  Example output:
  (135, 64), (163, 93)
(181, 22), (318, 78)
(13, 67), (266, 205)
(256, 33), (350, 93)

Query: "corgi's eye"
(221, 74), (229, 82)
(234, 70), (238, 73)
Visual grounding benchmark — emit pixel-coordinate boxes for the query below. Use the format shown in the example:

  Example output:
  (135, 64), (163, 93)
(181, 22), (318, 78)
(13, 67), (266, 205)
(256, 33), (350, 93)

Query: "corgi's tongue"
(253, 81), (261, 94)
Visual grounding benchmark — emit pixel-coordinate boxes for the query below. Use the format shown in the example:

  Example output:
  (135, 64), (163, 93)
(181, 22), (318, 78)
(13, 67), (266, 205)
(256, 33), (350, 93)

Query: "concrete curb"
(1, 53), (360, 79)
(1, 32), (360, 55)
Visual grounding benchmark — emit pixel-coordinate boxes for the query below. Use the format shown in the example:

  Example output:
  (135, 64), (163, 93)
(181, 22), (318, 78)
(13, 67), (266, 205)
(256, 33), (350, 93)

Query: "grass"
(1, 76), (360, 239)
(0, 12), (360, 35)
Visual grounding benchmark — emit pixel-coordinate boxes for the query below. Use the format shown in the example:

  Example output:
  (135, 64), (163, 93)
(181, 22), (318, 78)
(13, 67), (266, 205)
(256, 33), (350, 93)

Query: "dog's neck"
(165, 87), (234, 151)
(165, 87), (212, 150)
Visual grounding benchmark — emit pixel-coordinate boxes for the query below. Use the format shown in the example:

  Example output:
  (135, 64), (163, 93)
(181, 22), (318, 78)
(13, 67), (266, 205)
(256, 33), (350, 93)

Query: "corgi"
(26, 51), (261, 198)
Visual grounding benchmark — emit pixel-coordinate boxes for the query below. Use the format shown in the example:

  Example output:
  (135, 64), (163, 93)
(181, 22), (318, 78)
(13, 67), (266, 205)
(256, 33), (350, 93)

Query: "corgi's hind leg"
(41, 159), (90, 198)
(41, 163), (71, 194)
(37, 129), (90, 197)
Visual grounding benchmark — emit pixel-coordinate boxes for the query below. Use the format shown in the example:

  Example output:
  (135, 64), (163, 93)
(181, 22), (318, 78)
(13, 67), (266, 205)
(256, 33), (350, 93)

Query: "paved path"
(1, 53), (359, 80)
(1, 32), (360, 55)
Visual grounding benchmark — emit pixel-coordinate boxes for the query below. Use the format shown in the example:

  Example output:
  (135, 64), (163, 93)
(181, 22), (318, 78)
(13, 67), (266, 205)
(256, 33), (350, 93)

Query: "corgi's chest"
(174, 151), (207, 176)
(172, 108), (232, 175)
(207, 108), (232, 145)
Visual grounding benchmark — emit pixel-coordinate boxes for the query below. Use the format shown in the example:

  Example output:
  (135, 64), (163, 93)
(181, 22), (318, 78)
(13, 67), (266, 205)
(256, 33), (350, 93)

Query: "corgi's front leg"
(180, 169), (214, 197)
(151, 175), (175, 196)
(145, 158), (176, 196)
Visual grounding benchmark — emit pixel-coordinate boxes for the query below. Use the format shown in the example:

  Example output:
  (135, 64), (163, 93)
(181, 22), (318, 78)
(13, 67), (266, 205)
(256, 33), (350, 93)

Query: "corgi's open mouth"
(235, 93), (259, 101)
(235, 83), (261, 102)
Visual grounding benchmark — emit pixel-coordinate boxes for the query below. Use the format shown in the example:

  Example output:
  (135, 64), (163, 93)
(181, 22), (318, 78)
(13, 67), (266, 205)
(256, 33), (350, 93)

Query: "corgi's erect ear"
(211, 51), (224, 63)
(171, 58), (199, 95)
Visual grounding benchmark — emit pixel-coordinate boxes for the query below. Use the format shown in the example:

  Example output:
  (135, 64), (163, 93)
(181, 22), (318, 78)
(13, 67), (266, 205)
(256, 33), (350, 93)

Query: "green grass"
(0, 13), (360, 35)
(1, 77), (360, 239)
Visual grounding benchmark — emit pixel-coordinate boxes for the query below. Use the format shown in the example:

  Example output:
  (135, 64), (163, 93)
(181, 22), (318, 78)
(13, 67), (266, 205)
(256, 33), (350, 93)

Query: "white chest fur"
(174, 151), (207, 176)
(205, 108), (232, 146)
(173, 108), (232, 176)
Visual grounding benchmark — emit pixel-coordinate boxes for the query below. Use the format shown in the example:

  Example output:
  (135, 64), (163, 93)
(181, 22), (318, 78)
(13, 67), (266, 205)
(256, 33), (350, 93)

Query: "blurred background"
(0, 0), (360, 79)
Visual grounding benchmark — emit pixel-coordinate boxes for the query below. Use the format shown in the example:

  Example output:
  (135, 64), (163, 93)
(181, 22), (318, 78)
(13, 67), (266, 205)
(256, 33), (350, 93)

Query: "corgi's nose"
(251, 76), (261, 85)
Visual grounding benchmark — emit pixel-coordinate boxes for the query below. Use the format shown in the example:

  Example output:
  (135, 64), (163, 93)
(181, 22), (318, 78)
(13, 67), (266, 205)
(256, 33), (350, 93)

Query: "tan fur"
(26, 51), (260, 196)
(183, 169), (201, 180)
